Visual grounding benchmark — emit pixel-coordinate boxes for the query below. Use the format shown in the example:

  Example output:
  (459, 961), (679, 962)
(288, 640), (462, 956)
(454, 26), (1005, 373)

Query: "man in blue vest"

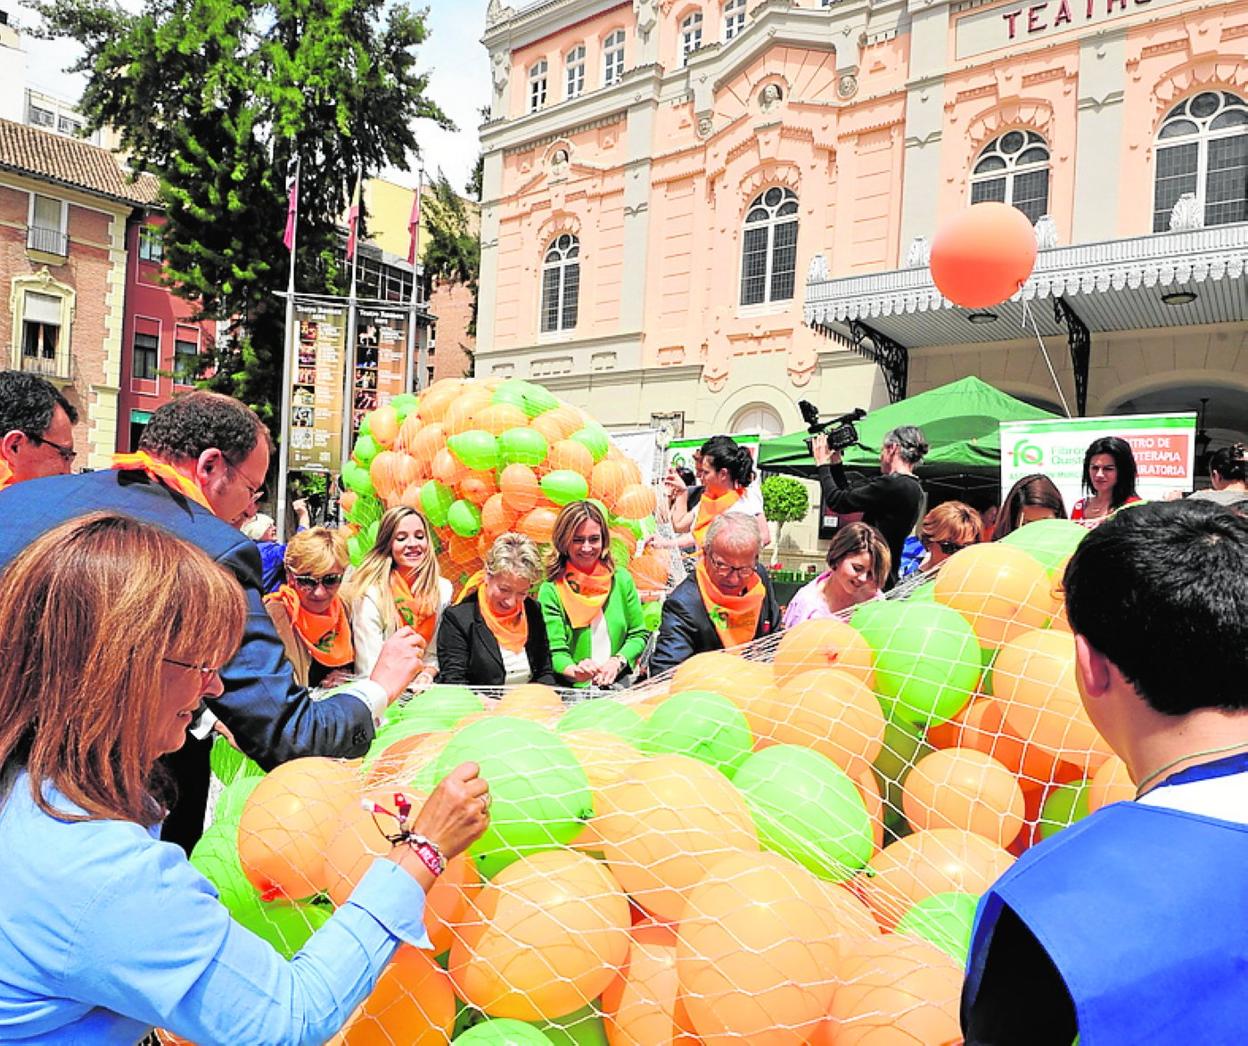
(962, 500), (1248, 1043)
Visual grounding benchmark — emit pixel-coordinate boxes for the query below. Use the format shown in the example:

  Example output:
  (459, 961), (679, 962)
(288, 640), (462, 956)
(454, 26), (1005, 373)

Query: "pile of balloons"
(336, 378), (667, 598)
(185, 516), (1130, 1044)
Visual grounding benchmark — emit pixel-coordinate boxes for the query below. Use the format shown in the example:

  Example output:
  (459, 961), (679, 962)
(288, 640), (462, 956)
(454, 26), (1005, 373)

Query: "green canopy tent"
(759, 376), (1059, 499)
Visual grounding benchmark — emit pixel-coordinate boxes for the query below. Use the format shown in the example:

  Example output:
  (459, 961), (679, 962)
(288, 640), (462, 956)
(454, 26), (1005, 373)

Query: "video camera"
(799, 400), (866, 454)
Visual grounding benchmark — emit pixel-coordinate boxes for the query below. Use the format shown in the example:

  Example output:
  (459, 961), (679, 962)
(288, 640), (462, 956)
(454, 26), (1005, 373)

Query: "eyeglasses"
(705, 551), (756, 580)
(292, 572), (344, 588)
(927, 539), (968, 556)
(29, 433), (76, 464)
(163, 657), (221, 683)
(228, 461), (266, 504)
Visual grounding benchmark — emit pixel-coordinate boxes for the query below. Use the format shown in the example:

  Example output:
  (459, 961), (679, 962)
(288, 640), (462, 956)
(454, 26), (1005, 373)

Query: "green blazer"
(537, 568), (650, 687)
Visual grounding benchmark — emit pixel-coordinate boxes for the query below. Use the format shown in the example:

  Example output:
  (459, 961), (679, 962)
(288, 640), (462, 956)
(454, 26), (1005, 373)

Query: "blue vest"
(965, 797), (1248, 1043)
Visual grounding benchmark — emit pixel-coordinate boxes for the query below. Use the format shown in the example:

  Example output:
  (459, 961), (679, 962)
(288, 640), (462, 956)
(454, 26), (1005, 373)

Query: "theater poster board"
(289, 301), (347, 472)
(351, 305), (410, 437)
(999, 412), (1197, 510)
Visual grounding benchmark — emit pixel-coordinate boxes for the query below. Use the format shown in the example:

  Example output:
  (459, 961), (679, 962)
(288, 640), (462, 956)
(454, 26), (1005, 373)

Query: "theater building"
(475, 0), (1247, 458)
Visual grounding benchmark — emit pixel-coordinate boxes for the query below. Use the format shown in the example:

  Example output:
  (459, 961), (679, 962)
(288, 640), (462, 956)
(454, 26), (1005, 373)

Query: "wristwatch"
(406, 834), (446, 877)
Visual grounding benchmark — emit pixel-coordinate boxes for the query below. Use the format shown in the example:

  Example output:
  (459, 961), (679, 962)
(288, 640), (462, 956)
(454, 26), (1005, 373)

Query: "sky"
(12, 0), (489, 194)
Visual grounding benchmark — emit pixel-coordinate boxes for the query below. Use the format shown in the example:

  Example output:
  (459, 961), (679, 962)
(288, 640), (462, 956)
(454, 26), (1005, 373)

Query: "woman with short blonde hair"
(264, 527), (353, 688)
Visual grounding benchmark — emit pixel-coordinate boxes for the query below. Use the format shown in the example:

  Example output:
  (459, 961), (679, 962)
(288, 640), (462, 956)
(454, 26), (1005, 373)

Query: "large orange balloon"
(561, 729), (644, 790)
(669, 651), (774, 737)
(934, 543), (1058, 649)
(473, 402), (528, 436)
(861, 828), (1014, 930)
(416, 380), (463, 423)
(499, 463), (541, 514)
(851, 765), (886, 853)
(627, 549), (670, 600)
(549, 439), (595, 479)
(763, 668), (887, 779)
(902, 747), (1025, 847)
(994, 628), (1113, 773)
(602, 924), (700, 1046)
(614, 484), (658, 520)
(591, 459), (631, 509)
(929, 201), (1038, 309)
(772, 618), (875, 688)
(329, 946), (455, 1046)
(449, 849), (630, 1021)
(518, 505), (559, 544)
(676, 851), (846, 1045)
(457, 469), (498, 507)
(431, 446), (467, 488)
(594, 754), (758, 921)
(813, 935), (964, 1045)
(1088, 754), (1134, 812)
(367, 405), (399, 448)
(238, 757), (360, 901)
(480, 493), (519, 537)
(530, 405), (585, 444)
(442, 388), (492, 436)
(363, 729), (453, 786)
(497, 682), (563, 718)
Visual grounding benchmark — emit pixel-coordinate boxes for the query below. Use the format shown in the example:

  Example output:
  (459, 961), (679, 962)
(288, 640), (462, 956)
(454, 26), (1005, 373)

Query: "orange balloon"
(442, 388), (492, 437)
(813, 935), (964, 1046)
(851, 765), (886, 854)
(609, 525), (638, 559)
(761, 668), (886, 781)
(399, 422), (445, 473)
(614, 483), (658, 520)
(772, 618), (875, 689)
(431, 446), (467, 488)
(457, 469), (497, 507)
(518, 505), (559, 544)
(591, 459), (631, 509)
(549, 439), (595, 479)
(603, 924), (699, 1046)
(480, 493), (519, 537)
(861, 828), (1014, 930)
(329, 946), (454, 1046)
(903, 747), (1025, 847)
(595, 754), (758, 922)
(628, 549), (670, 600)
(1088, 754), (1134, 812)
(363, 729), (453, 786)
(370, 451), (419, 504)
(499, 463), (541, 514)
(449, 849), (630, 1021)
(934, 543), (1057, 650)
(994, 628), (1113, 774)
(669, 650), (774, 737)
(561, 729), (644, 790)
(530, 405), (585, 444)
(448, 532), (482, 567)
(368, 405), (399, 448)
(340, 490), (358, 516)
(676, 851), (846, 1044)
(473, 402), (529, 436)
(416, 379), (463, 423)
(818, 878), (881, 942)
(497, 682), (563, 717)
(929, 200), (1038, 309)
(238, 757), (360, 901)
(397, 481), (424, 510)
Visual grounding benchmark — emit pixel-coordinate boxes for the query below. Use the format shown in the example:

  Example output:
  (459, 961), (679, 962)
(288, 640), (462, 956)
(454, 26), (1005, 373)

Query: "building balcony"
(26, 224), (68, 257)
(19, 349), (73, 383)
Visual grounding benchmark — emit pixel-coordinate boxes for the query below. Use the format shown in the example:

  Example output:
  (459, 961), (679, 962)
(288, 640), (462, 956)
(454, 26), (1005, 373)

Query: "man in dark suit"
(648, 513), (781, 675)
(0, 391), (425, 852)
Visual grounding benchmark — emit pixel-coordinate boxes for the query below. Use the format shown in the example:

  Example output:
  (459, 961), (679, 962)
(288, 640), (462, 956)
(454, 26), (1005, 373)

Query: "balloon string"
(1020, 297), (1073, 418)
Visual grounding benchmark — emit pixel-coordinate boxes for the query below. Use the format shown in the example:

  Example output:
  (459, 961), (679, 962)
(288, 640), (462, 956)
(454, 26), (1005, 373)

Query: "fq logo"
(1012, 439), (1045, 468)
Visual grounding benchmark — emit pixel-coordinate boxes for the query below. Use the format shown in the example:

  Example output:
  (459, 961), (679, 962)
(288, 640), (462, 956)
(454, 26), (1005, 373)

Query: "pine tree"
(421, 169), (481, 336)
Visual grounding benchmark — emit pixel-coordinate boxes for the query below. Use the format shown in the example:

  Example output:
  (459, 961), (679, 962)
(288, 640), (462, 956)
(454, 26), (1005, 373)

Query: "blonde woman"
(437, 532), (556, 687)
(342, 506), (452, 681)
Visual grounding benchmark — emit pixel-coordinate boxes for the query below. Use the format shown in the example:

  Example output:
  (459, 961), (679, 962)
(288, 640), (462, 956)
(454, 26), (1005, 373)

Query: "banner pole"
(275, 156), (300, 542)
(405, 167), (424, 394)
(340, 170), (362, 502)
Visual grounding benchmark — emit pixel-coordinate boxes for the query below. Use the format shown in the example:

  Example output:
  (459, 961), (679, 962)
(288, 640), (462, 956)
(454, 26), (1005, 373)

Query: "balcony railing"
(19, 350), (72, 382)
(27, 224), (68, 256)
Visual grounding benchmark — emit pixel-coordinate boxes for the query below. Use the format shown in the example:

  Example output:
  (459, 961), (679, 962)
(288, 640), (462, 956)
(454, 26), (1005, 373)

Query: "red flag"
(406, 185), (422, 265)
(345, 174), (362, 260)
(282, 162), (299, 252)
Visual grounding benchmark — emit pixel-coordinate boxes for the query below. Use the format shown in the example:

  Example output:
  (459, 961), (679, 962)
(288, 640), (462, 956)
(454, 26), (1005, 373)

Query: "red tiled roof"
(0, 118), (160, 207)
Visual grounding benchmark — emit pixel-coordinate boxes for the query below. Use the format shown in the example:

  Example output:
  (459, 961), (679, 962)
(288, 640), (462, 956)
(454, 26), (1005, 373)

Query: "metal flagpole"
(340, 171), (362, 491)
(275, 156), (300, 542)
(404, 166), (425, 394)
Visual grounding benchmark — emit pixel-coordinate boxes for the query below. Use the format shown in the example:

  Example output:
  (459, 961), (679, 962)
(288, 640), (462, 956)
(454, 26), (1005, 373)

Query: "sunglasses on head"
(293, 573), (344, 588)
(932, 540), (967, 556)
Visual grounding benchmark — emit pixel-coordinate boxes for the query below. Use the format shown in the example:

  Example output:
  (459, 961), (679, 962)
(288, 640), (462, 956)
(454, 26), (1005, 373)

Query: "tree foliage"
(422, 168), (480, 338)
(761, 474), (811, 525)
(34, 0), (450, 431)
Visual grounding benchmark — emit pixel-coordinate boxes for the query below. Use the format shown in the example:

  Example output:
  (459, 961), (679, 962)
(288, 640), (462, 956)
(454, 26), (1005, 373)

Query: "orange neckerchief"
(693, 486), (744, 548)
(0, 465), (13, 493)
(113, 451), (211, 510)
(391, 570), (438, 645)
(265, 585), (353, 667)
(479, 591), (528, 654)
(695, 557), (765, 650)
(556, 562), (613, 628)
(454, 570), (486, 605)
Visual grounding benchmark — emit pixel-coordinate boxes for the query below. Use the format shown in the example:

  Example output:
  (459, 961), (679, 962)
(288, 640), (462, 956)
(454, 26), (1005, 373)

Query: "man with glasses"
(0, 371), (78, 490)
(648, 513), (781, 676)
(0, 391), (427, 852)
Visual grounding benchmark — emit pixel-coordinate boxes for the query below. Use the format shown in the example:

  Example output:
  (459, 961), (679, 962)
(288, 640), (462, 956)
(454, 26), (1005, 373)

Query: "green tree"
(761, 474), (811, 566)
(422, 168), (481, 337)
(35, 0), (450, 434)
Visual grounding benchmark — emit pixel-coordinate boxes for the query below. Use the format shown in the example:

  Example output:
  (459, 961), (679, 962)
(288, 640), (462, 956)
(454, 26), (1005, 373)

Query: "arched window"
(729, 403), (784, 439)
(680, 11), (703, 65)
(603, 30), (626, 86)
(969, 130), (1050, 224)
(528, 60), (548, 112)
(723, 0), (746, 40)
(565, 45), (586, 100)
(1153, 91), (1248, 232)
(740, 187), (799, 307)
(541, 234), (580, 333)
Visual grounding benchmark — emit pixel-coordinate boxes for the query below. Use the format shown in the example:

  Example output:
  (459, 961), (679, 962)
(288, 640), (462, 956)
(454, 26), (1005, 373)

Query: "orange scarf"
(695, 557), (765, 650)
(555, 562), (613, 628)
(113, 451), (211, 510)
(265, 584), (353, 667)
(480, 592), (528, 654)
(693, 486), (744, 548)
(0, 465), (13, 493)
(391, 571), (438, 645)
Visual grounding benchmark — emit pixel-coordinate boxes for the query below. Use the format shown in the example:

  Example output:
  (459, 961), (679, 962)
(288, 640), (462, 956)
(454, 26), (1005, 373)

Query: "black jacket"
(818, 463), (924, 588)
(437, 593), (558, 687)
(648, 568), (782, 677)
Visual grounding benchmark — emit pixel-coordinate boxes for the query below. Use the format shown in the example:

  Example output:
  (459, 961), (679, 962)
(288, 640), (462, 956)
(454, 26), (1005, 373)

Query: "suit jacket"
(648, 566), (782, 676)
(436, 593), (557, 687)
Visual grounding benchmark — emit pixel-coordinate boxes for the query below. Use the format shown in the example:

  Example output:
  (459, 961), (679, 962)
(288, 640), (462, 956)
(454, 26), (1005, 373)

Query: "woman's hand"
(563, 660), (598, 683)
(592, 656), (625, 687)
(663, 468), (688, 496)
(411, 762), (490, 862)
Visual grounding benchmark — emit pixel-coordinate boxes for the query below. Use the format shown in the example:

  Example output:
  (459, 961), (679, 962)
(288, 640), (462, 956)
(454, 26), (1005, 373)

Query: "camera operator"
(811, 425), (928, 589)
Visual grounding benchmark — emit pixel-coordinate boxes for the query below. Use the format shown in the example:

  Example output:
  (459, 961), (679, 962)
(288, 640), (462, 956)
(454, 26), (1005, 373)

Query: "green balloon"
(420, 479), (456, 528)
(529, 1005), (608, 1046)
(363, 519), (380, 547)
(907, 581), (937, 602)
(492, 379), (559, 419)
(388, 684), (485, 729)
(342, 460), (375, 497)
(498, 427), (549, 468)
(641, 689), (753, 778)
(735, 745), (874, 881)
(641, 600), (663, 632)
(356, 414), (373, 439)
(448, 429), (499, 471)
(569, 426), (609, 463)
(448, 499), (483, 538)
(236, 898), (332, 959)
(874, 718), (932, 826)
(347, 533), (367, 566)
(454, 1019), (554, 1045)
(190, 820), (255, 910)
(895, 891), (980, 964)
(209, 736), (264, 785)
(1039, 779), (1091, 839)
(541, 469), (590, 506)
(214, 772), (264, 828)
(861, 601), (982, 728)
(434, 717), (592, 878)
(390, 392), (419, 420)
(999, 518), (1086, 575)
(353, 433), (380, 466)
(366, 716), (447, 771)
(556, 698), (647, 744)
(347, 492), (383, 529)
(608, 537), (632, 567)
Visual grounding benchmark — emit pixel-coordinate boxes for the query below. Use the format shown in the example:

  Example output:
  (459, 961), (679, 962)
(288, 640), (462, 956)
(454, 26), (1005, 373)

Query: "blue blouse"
(0, 771), (430, 1044)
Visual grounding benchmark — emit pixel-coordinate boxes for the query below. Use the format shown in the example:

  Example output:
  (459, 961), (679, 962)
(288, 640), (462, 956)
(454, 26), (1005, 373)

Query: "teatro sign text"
(955, 0), (1180, 59)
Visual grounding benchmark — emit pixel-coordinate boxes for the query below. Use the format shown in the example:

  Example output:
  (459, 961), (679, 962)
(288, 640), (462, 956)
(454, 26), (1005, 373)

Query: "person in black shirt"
(811, 425), (927, 589)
